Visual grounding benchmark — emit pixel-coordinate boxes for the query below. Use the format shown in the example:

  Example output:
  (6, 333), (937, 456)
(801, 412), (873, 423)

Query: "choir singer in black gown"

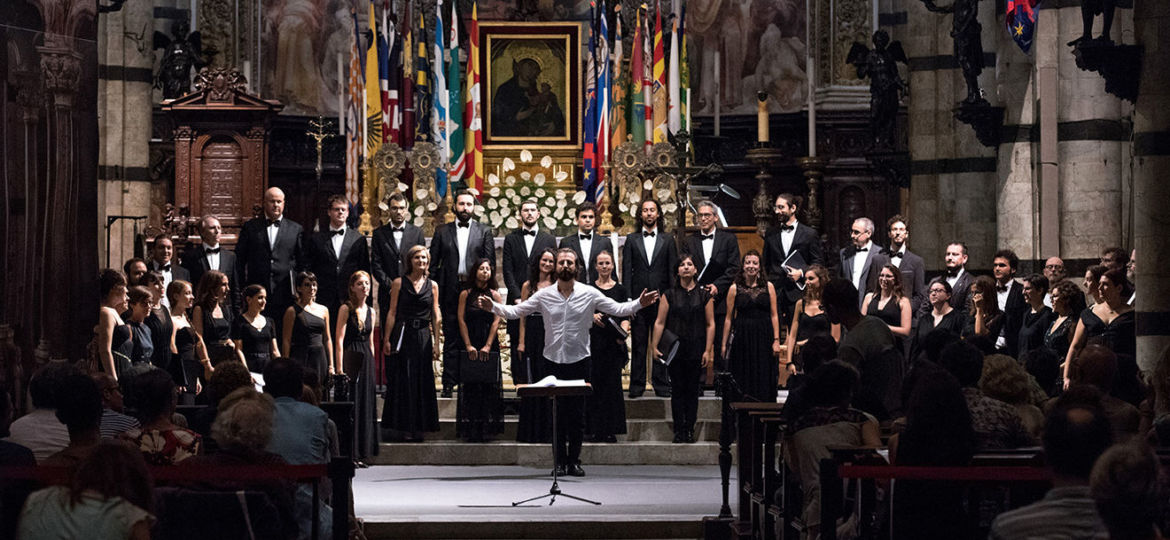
(456, 259), (504, 442)
(721, 251), (781, 403)
(586, 251), (629, 443)
(650, 255), (715, 444)
(382, 245), (442, 441)
(335, 271), (378, 460)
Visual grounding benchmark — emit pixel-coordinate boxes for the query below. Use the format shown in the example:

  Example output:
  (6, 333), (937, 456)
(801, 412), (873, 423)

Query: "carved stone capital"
(37, 47), (82, 106)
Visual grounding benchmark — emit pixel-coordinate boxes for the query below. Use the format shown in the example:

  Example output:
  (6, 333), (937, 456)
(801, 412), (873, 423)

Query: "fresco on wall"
(261, 0), (351, 116)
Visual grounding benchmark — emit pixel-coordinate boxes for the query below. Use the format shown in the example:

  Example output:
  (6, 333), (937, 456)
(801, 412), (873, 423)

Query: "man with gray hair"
(839, 217), (886, 308)
(183, 215), (240, 311)
(236, 187), (304, 323)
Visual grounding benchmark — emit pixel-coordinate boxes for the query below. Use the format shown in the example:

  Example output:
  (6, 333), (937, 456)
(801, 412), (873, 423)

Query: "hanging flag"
(379, 2), (398, 143)
(667, 16), (680, 135)
(679, 3), (689, 134)
(432, 0), (449, 196)
(630, 7), (645, 149)
(447, 1), (465, 187)
(595, 0), (610, 203)
(582, 2), (599, 202)
(651, 1), (667, 143)
(346, 9), (364, 205)
(610, 5), (627, 152)
(463, 3), (484, 194)
(414, 12), (431, 141)
(365, 1), (382, 156)
(642, 7), (652, 154)
(401, 0), (415, 148)
(1006, 0), (1039, 53)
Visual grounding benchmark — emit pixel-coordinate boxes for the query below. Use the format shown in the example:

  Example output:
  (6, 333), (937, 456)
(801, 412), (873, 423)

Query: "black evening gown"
(202, 305), (236, 366)
(174, 325), (199, 404)
(146, 307), (173, 371)
(456, 289), (504, 442)
(867, 295), (906, 411)
(382, 279), (440, 435)
(909, 308), (967, 362)
(290, 305), (329, 383)
(664, 286), (711, 436)
(587, 282), (629, 439)
(728, 284), (777, 403)
(1085, 309), (1140, 405)
(343, 306), (378, 458)
(1017, 307), (1054, 361)
(232, 315), (277, 374)
(110, 322), (135, 378)
(516, 311), (553, 443)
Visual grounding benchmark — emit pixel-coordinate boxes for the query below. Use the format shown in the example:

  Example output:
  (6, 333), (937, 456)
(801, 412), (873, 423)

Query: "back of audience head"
(262, 357), (304, 400)
(1091, 443), (1164, 540)
(212, 387), (275, 452)
(1071, 344), (1118, 393)
(979, 354), (1031, 406)
(921, 330), (960, 365)
(821, 280), (861, 322)
(901, 368), (975, 465)
(54, 374), (103, 439)
(71, 442), (153, 512)
(799, 335), (838, 375)
(965, 334), (998, 357)
(29, 361), (81, 410)
(805, 360), (860, 408)
(127, 369), (177, 424)
(1022, 350), (1061, 398)
(941, 341), (983, 389)
(1043, 394), (1112, 481)
(206, 361), (254, 407)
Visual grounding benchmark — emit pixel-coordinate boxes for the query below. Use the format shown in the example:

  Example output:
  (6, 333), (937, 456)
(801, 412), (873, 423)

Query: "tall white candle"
(191, 0), (198, 32)
(713, 50), (720, 137)
(685, 88), (691, 133)
(242, 60), (251, 92)
(337, 53), (345, 135)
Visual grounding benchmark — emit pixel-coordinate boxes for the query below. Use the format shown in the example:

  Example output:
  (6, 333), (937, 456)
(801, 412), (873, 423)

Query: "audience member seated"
(179, 388), (297, 539)
(941, 341), (1034, 450)
(263, 358), (331, 540)
(889, 367), (975, 540)
(1090, 443), (1165, 540)
(93, 373), (140, 440)
(41, 373), (104, 468)
(780, 335), (837, 424)
(1139, 345), (1170, 442)
(0, 386), (35, 540)
(4, 361), (75, 461)
(822, 279), (897, 419)
(1065, 345), (1140, 443)
(119, 369), (201, 464)
(185, 360), (254, 453)
(980, 354), (1045, 437)
(987, 394), (1113, 539)
(18, 442), (154, 540)
(787, 361), (881, 538)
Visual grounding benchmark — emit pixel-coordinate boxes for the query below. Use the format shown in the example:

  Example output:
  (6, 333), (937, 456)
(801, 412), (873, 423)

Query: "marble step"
(376, 395), (725, 421)
(370, 441), (722, 466)
(388, 416), (723, 442)
(362, 519), (702, 539)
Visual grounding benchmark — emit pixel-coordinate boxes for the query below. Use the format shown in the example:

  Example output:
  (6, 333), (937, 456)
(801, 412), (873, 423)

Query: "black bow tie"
(330, 229), (345, 237)
(996, 284), (1009, 293)
(523, 230), (536, 237)
(882, 249), (902, 259)
(643, 231), (656, 238)
(855, 247), (868, 253)
(204, 247), (221, 255)
(158, 263), (172, 272)
(778, 224), (795, 232)
(391, 227), (404, 233)
(701, 233), (715, 240)
(579, 233), (592, 241)
(457, 221), (470, 228)
(946, 268), (961, 277)
(267, 219), (281, 227)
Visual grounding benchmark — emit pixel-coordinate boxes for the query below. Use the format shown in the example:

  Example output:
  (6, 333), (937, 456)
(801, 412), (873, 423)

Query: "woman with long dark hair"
(587, 251), (629, 442)
(963, 275), (1004, 340)
(1064, 268), (1137, 397)
(721, 250), (781, 402)
(96, 269), (131, 380)
(650, 254), (715, 443)
(138, 271), (174, 374)
(168, 280), (210, 403)
(335, 270), (378, 459)
(515, 248), (556, 443)
(456, 259), (504, 442)
(233, 284), (280, 374)
(783, 264), (840, 378)
(381, 245), (441, 441)
(194, 270), (244, 366)
(861, 264), (912, 340)
(283, 271), (332, 384)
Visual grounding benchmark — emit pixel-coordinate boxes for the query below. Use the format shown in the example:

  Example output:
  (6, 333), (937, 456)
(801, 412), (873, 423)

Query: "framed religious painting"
(480, 22), (581, 149)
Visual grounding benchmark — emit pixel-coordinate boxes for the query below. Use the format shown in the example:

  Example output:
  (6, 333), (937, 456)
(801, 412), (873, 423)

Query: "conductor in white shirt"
(478, 248), (659, 476)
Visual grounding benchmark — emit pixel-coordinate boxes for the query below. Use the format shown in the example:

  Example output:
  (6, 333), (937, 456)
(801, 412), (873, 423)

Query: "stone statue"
(847, 30), (908, 149)
(153, 21), (208, 99)
(922, 0), (987, 106)
(1069, 0), (1116, 46)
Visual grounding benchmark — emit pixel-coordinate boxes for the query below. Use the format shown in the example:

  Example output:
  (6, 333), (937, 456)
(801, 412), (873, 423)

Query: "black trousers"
(441, 314), (461, 389)
(669, 353), (702, 433)
(545, 358), (589, 465)
(629, 305), (671, 394)
(506, 318), (525, 382)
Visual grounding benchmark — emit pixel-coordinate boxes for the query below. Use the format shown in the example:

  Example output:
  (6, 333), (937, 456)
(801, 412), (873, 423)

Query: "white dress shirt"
(151, 260), (174, 308)
(851, 242), (872, 289)
(578, 229), (593, 265)
(330, 226), (345, 259)
(995, 280), (1012, 348)
(203, 244), (221, 271)
(490, 281), (643, 364)
(780, 220), (797, 255)
(267, 218), (280, 248)
(390, 222), (405, 250)
(946, 268), (966, 289)
(889, 245), (905, 269)
(698, 229), (715, 281)
(522, 225), (538, 256)
(456, 222), (471, 276)
(642, 228), (658, 263)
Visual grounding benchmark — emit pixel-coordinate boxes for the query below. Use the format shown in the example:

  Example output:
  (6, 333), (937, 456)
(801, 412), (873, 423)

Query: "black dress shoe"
(567, 463), (586, 477)
(628, 389), (644, 398)
(603, 435), (617, 443)
(655, 390), (672, 398)
(552, 464), (567, 476)
(440, 387), (453, 398)
(673, 432), (685, 443)
(686, 431), (696, 444)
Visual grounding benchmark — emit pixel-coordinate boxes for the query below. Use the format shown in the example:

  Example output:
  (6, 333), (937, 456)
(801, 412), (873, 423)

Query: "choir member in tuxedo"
(236, 187), (304, 326)
(123, 258), (147, 286)
(877, 215), (926, 315)
(1042, 256), (1066, 307)
(306, 194), (371, 319)
(622, 199), (678, 398)
(992, 249), (1027, 357)
(183, 216), (239, 312)
(1100, 246), (1129, 272)
(923, 242), (976, 318)
(429, 190), (495, 397)
(559, 202), (613, 283)
(839, 217), (886, 309)
(683, 200), (740, 382)
(761, 193), (824, 327)
(147, 234), (190, 308)
(371, 193), (426, 322)
(502, 199), (557, 389)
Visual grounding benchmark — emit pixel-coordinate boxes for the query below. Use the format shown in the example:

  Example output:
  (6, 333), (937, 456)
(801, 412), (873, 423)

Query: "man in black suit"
(762, 193), (823, 327)
(305, 194), (371, 319)
(502, 199), (558, 384)
(147, 234), (190, 308)
(371, 193), (426, 322)
(876, 215), (926, 314)
(430, 190), (495, 397)
(923, 242), (976, 318)
(839, 217), (887, 309)
(993, 249), (1028, 357)
(622, 199), (678, 398)
(559, 202), (614, 283)
(183, 215), (240, 311)
(684, 200), (740, 384)
(235, 186), (304, 325)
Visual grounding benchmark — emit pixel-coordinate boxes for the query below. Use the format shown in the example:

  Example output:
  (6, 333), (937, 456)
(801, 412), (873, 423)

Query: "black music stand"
(512, 383), (601, 506)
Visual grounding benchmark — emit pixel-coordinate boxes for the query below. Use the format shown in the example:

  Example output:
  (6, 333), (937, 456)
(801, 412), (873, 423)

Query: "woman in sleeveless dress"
(1064, 268), (1138, 400)
(96, 269), (132, 380)
(587, 251), (629, 443)
(284, 271), (333, 384)
(233, 285), (280, 374)
(139, 271), (174, 374)
(167, 280), (210, 405)
(784, 265), (841, 377)
(963, 275), (1005, 342)
(335, 271), (378, 460)
(722, 250), (782, 403)
(862, 264), (912, 407)
(381, 245), (441, 441)
(193, 270), (244, 366)
(516, 249), (556, 444)
(121, 286), (158, 392)
(651, 255), (715, 443)
(456, 259), (504, 442)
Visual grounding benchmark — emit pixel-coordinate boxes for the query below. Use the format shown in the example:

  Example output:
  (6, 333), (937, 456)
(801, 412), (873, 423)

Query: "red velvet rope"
(837, 465), (1051, 482)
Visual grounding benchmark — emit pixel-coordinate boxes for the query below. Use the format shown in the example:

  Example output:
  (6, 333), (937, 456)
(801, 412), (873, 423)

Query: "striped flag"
(365, 1), (382, 156)
(346, 9), (364, 205)
(610, 6), (627, 152)
(642, 6), (653, 152)
(379, 2), (398, 143)
(414, 13), (431, 141)
(630, 7), (645, 149)
(447, 0), (465, 186)
(679, 3), (689, 133)
(667, 16), (680, 135)
(400, 0), (414, 147)
(595, 0), (610, 203)
(432, 0), (449, 196)
(651, 0), (667, 143)
(582, 2), (598, 202)
(463, 3), (484, 194)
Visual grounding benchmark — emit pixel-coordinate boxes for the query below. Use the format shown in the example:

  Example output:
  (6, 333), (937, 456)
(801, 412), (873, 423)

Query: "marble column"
(1133, 0), (1170, 374)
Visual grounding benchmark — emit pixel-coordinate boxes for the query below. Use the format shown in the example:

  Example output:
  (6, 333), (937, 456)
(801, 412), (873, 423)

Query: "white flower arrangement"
(476, 153), (586, 235)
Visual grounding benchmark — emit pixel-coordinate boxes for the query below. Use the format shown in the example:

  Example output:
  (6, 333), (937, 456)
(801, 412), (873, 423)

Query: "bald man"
(236, 187), (304, 324)
(183, 215), (241, 311)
